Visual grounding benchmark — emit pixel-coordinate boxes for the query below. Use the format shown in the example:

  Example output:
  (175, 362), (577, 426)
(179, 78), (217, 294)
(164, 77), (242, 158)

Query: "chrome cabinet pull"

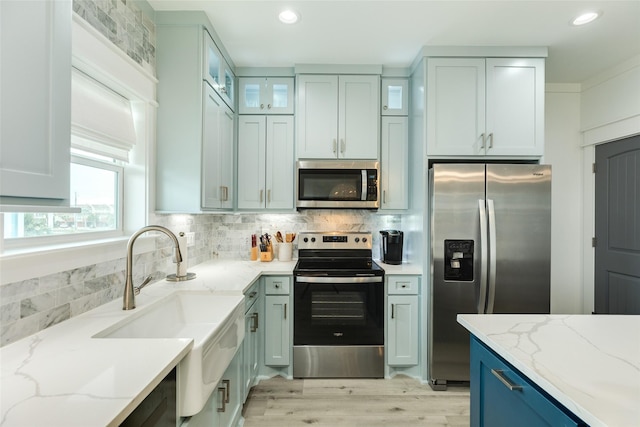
(251, 312), (259, 332)
(491, 369), (523, 391)
(267, 189), (271, 204)
(480, 133), (486, 149)
(217, 387), (226, 412)
(488, 133), (494, 149)
(260, 189), (264, 203)
(383, 190), (386, 204)
(391, 303), (395, 319)
(222, 379), (230, 403)
(284, 303), (287, 320)
(332, 139), (337, 153)
(340, 139), (345, 153)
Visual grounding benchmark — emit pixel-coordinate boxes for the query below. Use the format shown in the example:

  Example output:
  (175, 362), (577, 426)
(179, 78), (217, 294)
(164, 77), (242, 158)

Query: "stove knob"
(362, 237), (368, 243)
(311, 237), (316, 242)
(303, 237), (309, 243)
(355, 237), (360, 243)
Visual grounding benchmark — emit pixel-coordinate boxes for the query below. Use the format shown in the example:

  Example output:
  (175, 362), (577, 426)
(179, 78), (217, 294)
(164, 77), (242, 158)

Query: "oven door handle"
(295, 276), (383, 284)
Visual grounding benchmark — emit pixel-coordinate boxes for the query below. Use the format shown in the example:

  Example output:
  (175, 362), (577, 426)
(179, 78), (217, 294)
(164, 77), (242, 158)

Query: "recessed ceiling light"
(279, 9), (300, 24)
(571, 11), (601, 26)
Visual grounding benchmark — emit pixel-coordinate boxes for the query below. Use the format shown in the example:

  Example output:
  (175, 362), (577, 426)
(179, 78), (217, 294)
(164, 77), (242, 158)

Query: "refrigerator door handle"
(487, 199), (497, 313)
(478, 199), (488, 314)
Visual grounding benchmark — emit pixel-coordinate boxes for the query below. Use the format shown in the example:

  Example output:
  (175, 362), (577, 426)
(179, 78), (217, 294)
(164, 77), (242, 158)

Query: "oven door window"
(298, 169), (364, 201)
(294, 282), (383, 345)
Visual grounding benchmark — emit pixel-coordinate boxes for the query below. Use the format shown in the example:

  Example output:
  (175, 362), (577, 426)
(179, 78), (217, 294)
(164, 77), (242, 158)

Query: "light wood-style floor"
(242, 376), (470, 426)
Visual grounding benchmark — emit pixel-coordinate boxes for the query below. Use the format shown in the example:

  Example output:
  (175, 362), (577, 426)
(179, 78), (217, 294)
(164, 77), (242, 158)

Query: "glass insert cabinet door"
(203, 29), (235, 109)
(381, 78), (409, 116)
(239, 77), (294, 115)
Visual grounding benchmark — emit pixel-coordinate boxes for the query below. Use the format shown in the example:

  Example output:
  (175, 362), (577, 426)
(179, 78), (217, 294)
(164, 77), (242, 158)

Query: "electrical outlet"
(185, 232), (195, 247)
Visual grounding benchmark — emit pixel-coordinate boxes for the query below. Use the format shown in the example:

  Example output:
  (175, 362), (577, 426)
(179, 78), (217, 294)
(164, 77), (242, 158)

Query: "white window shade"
(71, 68), (137, 162)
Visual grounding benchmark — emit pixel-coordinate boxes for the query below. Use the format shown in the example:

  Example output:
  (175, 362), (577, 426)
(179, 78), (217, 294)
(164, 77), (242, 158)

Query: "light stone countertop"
(0, 258), (417, 426)
(457, 314), (640, 427)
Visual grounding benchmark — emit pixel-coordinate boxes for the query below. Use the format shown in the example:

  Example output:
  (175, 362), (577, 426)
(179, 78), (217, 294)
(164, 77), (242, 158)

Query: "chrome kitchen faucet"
(123, 225), (183, 310)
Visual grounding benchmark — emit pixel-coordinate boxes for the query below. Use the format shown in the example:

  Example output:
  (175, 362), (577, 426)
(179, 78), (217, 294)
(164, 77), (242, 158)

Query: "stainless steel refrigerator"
(428, 163), (551, 390)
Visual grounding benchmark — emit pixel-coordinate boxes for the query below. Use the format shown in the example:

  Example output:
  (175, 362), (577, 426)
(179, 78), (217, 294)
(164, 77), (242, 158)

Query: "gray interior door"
(595, 134), (640, 314)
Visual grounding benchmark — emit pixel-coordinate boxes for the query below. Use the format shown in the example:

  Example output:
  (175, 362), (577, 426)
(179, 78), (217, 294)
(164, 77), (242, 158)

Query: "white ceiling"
(148, 0), (640, 83)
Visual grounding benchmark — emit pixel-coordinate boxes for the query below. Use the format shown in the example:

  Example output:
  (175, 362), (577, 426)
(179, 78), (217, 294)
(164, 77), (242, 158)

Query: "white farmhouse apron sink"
(93, 291), (245, 416)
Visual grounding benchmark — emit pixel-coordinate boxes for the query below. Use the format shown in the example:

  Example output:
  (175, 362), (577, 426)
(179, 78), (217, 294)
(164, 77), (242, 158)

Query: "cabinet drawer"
(387, 276), (419, 295)
(471, 337), (584, 427)
(264, 276), (291, 294)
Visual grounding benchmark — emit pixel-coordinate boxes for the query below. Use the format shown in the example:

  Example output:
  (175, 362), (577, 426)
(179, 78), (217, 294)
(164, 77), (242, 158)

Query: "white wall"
(545, 84), (584, 313)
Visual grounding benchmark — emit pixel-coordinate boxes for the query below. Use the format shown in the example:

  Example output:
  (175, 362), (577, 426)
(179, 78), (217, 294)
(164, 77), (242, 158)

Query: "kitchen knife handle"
(478, 200), (488, 314)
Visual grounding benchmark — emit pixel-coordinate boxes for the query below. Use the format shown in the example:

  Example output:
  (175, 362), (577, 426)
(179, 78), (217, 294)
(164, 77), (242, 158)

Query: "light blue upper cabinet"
(381, 78), (409, 116)
(239, 77), (294, 115)
(204, 29), (235, 110)
(0, 0), (72, 209)
(297, 74), (380, 159)
(156, 12), (235, 212)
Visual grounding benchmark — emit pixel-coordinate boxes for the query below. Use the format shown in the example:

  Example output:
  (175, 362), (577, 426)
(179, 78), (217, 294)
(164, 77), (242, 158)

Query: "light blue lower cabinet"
(242, 293), (260, 402)
(387, 295), (419, 366)
(470, 336), (586, 427)
(181, 347), (243, 427)
(263, 276), (292, 367)
(386, 275), (420, 367)
(264, 294), (291, 366)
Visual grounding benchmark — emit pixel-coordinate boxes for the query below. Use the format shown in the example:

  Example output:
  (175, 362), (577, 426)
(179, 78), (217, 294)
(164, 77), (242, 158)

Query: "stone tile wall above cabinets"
(73, 0), (156, 72)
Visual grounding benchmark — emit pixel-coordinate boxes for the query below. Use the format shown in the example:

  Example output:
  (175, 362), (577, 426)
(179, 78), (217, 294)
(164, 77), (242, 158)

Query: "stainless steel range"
(293, 231), (385, 378)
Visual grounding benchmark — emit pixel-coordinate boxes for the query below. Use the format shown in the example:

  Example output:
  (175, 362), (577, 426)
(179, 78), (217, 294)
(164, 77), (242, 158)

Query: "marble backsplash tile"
(1, 211), (404, 346)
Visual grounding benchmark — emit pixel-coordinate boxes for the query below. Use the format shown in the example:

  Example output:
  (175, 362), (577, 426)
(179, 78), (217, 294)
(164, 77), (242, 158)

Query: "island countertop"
(457, 314), (640, 427)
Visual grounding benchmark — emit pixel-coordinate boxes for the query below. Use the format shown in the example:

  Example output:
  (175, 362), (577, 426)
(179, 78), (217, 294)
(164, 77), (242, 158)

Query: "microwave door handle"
(361, 170), (367, 201)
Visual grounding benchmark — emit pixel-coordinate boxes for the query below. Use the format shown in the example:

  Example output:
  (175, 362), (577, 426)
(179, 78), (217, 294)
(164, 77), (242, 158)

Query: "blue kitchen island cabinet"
(470, 336), (587, 427)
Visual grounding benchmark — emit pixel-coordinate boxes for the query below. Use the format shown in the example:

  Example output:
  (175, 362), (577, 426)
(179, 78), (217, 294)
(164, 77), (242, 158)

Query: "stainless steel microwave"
(296, 160), (380, 209)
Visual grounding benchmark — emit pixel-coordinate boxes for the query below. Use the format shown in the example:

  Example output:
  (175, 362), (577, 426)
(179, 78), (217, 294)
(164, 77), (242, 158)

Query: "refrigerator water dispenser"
(444, 240), (474, 281)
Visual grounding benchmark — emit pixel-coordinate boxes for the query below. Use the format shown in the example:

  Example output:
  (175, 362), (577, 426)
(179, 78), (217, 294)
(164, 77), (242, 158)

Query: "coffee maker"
(380, 230), (403, 265)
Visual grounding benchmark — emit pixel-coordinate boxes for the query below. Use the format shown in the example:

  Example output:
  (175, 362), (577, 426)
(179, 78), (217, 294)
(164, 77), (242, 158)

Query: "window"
(2, 67), (135, 246)
(3, 155), (123, 240)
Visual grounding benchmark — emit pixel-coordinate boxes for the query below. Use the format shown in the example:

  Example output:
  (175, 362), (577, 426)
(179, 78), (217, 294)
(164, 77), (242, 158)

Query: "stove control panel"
(298, 232), (372, 250)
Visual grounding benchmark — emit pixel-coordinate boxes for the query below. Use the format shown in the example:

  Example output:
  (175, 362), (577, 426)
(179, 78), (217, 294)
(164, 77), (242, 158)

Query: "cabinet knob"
(383, 105), (388, 110)
(267, 104), (272, 109)
(260, 103), (264, 109)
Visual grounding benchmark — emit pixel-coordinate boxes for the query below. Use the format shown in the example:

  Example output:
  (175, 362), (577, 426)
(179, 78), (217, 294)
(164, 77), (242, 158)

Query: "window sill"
(0, 236), (156, 285)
